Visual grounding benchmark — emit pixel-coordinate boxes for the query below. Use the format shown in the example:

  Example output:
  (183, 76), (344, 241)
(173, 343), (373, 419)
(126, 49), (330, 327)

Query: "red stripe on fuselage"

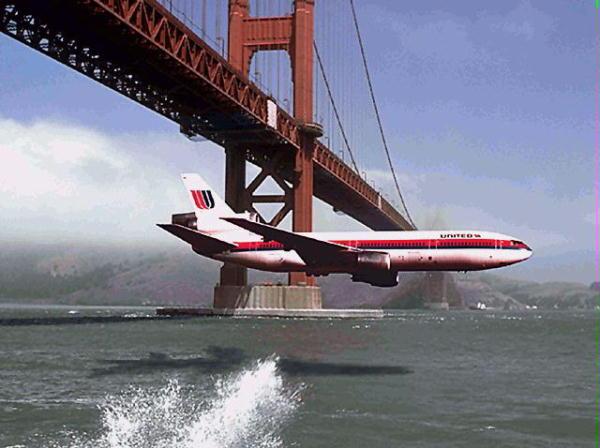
(232, 238), (528, 251)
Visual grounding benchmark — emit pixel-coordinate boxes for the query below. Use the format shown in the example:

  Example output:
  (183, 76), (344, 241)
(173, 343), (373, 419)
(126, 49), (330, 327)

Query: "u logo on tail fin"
(191, 190), (215, 209)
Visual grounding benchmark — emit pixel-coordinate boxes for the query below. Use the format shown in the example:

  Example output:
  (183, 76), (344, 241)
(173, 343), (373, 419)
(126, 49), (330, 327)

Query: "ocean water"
(0, 305), (595, 447)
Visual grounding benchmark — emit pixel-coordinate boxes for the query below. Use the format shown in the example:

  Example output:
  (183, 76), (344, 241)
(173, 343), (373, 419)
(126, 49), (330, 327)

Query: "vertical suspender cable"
(216, 0), (223, 54)
(314, 42), (359, 173)
(279, 0), (284, 103)
(201, 0), (206, 38)
(267, 1), (269, 93)
(190, 0), (194, 30)
(348, 0), (415, 228)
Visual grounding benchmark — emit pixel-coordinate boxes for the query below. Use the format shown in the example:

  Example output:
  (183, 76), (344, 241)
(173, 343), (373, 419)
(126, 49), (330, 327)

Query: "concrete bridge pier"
(213, 284), (322, 310)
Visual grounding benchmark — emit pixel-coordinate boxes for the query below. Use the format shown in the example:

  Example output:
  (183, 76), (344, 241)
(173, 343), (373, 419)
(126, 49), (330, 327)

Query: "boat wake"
(58, 357), (302, 448)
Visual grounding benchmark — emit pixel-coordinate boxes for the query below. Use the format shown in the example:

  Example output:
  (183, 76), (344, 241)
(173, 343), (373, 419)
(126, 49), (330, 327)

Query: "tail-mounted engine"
(172, 212), (197, 229)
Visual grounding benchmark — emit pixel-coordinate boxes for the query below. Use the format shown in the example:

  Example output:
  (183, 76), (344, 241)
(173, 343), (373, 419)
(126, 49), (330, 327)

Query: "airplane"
(158, 173), (532, 287)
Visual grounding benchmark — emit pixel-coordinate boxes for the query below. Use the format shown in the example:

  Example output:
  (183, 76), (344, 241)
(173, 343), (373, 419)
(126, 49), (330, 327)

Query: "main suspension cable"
(348, 0), (416, 228)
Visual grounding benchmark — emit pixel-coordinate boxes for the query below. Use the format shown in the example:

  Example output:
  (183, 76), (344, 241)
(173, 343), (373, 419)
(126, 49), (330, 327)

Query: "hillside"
(0, 243), (216, 306)
(0, 243), (597, 310)
(474, 274), (599, 310)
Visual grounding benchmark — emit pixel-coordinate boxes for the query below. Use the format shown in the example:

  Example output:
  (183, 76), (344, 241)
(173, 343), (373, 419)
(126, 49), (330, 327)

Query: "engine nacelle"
(351, 271), (398, 287)
(172, 212), (197, 229)
(356, 252), (391, 271)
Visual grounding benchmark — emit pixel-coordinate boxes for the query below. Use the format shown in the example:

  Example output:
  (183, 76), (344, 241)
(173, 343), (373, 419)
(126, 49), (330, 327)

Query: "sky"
(0, 0), (595, 283)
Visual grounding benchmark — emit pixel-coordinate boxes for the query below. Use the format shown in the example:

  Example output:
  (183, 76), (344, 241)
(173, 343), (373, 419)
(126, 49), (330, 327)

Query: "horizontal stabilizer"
(222, 217), (356, 265)
(157, 224), (236, 254)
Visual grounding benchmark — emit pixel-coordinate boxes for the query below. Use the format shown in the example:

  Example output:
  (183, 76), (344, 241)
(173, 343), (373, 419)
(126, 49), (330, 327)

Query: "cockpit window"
(510, 240), (531, 250)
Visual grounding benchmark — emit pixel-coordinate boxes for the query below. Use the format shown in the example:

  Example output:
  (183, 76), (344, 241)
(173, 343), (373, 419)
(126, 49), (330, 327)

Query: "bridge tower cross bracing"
(223, 0), (318, 286)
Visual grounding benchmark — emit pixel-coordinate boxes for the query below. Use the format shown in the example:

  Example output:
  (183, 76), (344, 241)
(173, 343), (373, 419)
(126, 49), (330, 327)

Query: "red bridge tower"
(222, 0), (319, 287)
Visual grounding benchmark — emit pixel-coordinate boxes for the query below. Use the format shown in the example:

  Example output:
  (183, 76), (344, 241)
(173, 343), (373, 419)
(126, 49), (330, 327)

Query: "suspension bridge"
(1, 0), (420, 306)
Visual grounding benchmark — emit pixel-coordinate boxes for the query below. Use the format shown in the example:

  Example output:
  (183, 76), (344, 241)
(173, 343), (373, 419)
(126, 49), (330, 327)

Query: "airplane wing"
(157, 224), (236, 254)
(222, 217), (357, 265)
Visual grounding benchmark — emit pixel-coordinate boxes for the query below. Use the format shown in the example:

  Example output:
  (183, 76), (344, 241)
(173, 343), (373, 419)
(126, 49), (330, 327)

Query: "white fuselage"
(210, 230), (532, 275)
(165, 173), (532, 287)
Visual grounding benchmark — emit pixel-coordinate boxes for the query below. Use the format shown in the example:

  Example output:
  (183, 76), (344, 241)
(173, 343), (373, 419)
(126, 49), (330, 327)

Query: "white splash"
(61, 358), (301, 448)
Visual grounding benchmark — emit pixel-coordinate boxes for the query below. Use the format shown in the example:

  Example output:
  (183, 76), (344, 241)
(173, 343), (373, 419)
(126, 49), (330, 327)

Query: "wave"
(56, 358), (302, 448)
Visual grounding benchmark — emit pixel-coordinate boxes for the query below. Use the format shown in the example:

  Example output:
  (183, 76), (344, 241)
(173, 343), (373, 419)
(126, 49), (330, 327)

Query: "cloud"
(364, 164), (592, 253)
(483, 1), (555, 41)
(0, 118), (224, 243)
(363, 168), (422, 196)
(392, 14), (477, 64)
(0, 118), (366, 242)
(368, 163), (595, 282)
(365, 1), (564, 90)
(366, 6), (496, 77)
(0, 118), (593, 282)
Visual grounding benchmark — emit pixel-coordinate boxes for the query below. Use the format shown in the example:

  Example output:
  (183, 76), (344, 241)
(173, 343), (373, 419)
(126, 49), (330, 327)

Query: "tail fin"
(181, 173), (249, 239)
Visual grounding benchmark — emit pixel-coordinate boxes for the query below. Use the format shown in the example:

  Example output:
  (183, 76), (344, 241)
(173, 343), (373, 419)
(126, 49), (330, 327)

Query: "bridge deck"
(0, 0), (414, 231)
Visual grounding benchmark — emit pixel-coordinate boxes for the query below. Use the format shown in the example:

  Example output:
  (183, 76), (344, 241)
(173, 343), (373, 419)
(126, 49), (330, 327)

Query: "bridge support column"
(219, 147), (247, 287)
(289, 0), (316, 286)
(227, 0), (318, 287)
(227, 0), (251, 74)
(289, 135), (314, 285)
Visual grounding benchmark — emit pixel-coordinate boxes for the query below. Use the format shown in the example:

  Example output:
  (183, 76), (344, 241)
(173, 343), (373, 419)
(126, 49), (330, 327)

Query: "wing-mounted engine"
(351, 271), (398, 287)
(356, 252), (391, 270)
(352, 251), (397, 287)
